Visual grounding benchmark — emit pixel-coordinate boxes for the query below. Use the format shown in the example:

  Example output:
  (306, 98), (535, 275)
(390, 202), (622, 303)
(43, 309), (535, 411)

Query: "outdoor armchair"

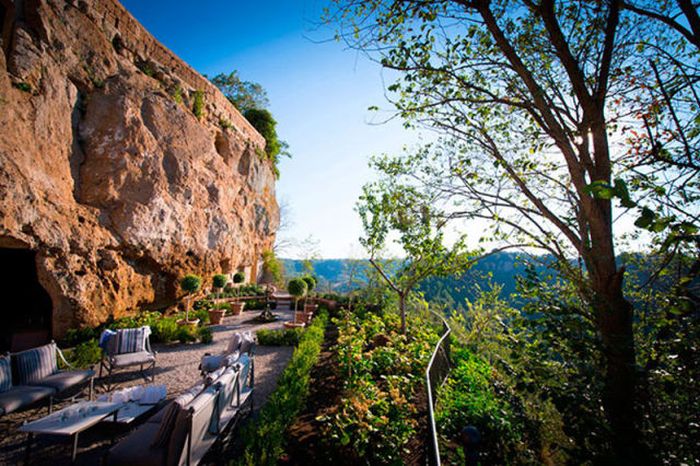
(99, 326), (157, 385)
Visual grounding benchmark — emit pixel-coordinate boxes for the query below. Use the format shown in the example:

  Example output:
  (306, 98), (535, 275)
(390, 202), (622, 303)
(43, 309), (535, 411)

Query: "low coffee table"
(20, 400), (123, 463)
(102, 400), (159, 424)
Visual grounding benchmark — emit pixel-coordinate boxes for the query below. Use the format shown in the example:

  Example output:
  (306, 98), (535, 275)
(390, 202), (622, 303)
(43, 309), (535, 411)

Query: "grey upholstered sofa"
(0, 341), (95, 416)
(106, 353), (254, 466)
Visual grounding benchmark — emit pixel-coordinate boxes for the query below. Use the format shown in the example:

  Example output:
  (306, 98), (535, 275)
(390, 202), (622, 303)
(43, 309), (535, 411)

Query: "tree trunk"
(592, 274), (653, 463)
(399, 293), (407, 334)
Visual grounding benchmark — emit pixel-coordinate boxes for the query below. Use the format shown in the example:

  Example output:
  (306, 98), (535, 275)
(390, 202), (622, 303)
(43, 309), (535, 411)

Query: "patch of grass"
(193, 89), (205, 119)
(219, 118), (233, 129)
(172, 85), (183, 104)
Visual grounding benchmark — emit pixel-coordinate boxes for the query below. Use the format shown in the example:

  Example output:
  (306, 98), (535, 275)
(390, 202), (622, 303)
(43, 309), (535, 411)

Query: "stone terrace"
(0, 308), (296, 465)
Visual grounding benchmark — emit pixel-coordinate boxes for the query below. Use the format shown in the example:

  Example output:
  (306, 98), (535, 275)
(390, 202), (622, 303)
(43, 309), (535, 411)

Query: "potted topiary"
(301, 275), (317, 311)
(179, 274), (202, 327)
(287, 277), (308, 312)
(212, 274), (228, 300)
(231, 271), (246, 315)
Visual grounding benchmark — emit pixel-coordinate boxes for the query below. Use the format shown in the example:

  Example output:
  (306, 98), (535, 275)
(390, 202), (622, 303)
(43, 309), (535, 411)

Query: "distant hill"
(280, 252), (553, 308)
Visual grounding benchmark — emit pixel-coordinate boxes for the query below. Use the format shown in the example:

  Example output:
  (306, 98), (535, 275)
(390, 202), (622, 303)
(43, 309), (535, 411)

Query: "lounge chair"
(99, 326), (156, 385)
(0, 341), (94, 416)
(107, 360), (254, 466)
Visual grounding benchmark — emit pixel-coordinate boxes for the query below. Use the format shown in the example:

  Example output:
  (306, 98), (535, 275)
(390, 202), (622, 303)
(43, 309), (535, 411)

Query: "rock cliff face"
(0, 0), (279, 337)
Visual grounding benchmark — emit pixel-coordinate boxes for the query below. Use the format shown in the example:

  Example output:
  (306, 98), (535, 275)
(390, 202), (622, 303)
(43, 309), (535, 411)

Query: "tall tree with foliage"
(210, 71), (269, 112)
(329, 0), (699, 461)
(357, 179), (472, 333)
(210, 71), (290, 177)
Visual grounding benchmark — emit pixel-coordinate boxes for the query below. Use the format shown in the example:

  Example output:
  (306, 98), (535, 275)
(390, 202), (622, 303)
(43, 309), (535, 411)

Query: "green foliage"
(198, 326), (213, 344)
(243, 108), (290, 172)
(177, 325), (198, 344)
(213, 302), (232, 311)
(233, 272), (246, 284)
(210, 71), (269, 112)
(172, 85), (183, 104)
(319, 310), (439, 464)
(263, 249), (284, 285)
(192, 90), (205, 119)
(219, 118), (233, 130)
(257, 327), (304, 346)
(301, 275), (317, 293)
(151, 317), (178, 344)
(287, 278), (308, 298)
(135, 60), (155, 77)
(63, 339), (102, 369)
(213, 274), (228, 289)
(236, 311), (328, 466)
(12, 82), (32, 93)
(180, 274), (202, 294)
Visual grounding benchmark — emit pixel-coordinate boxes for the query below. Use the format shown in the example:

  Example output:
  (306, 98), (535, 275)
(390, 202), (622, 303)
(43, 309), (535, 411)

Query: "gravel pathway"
(0, 308), (296, 465)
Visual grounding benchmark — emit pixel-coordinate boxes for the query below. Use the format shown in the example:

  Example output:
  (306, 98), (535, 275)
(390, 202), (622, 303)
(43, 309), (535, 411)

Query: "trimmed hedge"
(236, 311), (328, 466)
(257, 327), (304, 346)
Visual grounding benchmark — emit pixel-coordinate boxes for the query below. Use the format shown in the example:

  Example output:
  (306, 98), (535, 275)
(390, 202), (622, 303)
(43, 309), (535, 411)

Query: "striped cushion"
(14, 343), (57, 385)
(0, 355), (12, 392)
(117, 328), (145, 354)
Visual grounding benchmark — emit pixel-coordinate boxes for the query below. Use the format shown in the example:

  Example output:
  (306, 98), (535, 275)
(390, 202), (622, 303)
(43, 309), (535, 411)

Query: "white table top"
(105, 401), (159, 424)
(19, 401), (124, 436)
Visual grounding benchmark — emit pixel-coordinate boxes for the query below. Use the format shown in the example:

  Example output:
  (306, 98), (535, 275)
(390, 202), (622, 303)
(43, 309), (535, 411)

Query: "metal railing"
(426, 311), (452, 466)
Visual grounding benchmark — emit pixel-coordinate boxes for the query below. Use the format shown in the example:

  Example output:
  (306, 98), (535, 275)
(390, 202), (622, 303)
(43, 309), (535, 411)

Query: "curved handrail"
(426, 310), (452, 466)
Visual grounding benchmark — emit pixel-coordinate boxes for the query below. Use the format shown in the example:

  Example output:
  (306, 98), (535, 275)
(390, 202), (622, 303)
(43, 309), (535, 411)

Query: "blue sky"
(120, 0), (419, 259)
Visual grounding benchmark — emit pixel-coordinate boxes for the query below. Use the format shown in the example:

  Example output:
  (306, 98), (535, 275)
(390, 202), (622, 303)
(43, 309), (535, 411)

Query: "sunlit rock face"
(0, 0), (278, 337)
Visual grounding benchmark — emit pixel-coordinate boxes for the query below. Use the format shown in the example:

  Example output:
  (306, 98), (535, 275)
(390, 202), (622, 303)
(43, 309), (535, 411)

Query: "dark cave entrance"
(0, 248), (53, 352)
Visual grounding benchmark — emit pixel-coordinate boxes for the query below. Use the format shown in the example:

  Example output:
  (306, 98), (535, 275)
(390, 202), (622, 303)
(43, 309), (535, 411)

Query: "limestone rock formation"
(0, 0), (279, 338)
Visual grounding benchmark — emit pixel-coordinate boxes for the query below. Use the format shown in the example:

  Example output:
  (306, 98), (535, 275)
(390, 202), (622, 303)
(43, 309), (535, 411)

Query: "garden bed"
(281, 310), (439, 465)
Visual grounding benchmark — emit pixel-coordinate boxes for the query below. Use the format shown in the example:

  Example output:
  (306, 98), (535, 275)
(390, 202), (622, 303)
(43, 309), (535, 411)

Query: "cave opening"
(0, 248), (53, 352)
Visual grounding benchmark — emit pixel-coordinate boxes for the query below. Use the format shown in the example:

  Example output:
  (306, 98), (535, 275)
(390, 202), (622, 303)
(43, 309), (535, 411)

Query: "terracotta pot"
(304, 303), (318, 313)
(231, 302), (245, 316)
(177, 318), (200, 328)
(207, 309), (226, 325)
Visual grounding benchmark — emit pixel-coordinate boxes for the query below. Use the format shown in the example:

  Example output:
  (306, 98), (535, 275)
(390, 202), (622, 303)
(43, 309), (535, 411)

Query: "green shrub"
(198, 326), (214, 344)
(64, 326), (98, 347)
(213, 302), (232, 311)
(436, 346), (526, 465)
(301, 275), (317, 293)
(152, 317), (178, 343)
(262, 249), (284, 284)
(193, 299), (213, 311)
(191, 308), (210, 325)
(177, 325), (198, 344)
(245, 298), (269, 310)
(192, 90), (205, 119)
(233, 271), (246, 284)
(213, 274), (228, 289)
(63, 339), (102, 369)
(243, 108), (287, 165)
(257, 327), (304, 346)
(172, 85), (183, 104)
(236, 312), (328, 465)
(287, 278), (307, 298)
(180, 274), (202, 294)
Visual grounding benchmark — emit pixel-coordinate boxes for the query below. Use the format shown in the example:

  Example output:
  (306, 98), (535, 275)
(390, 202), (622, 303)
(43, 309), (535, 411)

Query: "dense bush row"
(256, 327), (304, 346)
(319, 310), (439, 464)
(62, 309), (214, 368)
(236, 311), (328, 465)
